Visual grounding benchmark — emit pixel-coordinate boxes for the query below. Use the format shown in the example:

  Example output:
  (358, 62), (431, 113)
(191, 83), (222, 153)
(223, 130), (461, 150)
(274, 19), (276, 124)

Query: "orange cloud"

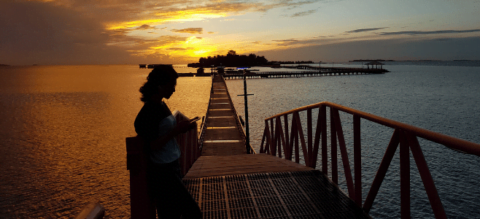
(21, 0), (323, 64)
(106, 0), (313, 30)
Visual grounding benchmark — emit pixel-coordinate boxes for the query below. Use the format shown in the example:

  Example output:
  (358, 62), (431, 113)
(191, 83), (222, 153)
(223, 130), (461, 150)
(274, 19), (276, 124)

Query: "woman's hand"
(175, 120), (196, 134)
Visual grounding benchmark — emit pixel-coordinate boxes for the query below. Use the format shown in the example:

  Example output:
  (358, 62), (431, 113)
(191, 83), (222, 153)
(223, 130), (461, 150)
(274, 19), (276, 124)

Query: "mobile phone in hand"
(189, 116), (200, 123)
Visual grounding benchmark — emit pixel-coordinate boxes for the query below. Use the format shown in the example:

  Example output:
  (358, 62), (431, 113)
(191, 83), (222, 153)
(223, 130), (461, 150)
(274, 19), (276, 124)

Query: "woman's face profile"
(163, 79), (177, 99)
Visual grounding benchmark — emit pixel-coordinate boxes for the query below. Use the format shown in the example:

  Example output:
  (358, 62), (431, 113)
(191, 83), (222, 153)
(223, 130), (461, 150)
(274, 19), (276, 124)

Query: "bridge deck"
(183, 75), (371, 218)
(184, 154), (313, 179)
(201, 75), (246, 156)
(184, 170), (370, 219)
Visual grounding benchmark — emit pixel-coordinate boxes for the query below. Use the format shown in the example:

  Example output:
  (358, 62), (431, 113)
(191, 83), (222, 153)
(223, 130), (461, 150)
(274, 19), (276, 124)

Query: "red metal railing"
(197, 74), (214, 152)
(174, 111), (202, 176)
(260, 101), (480, 219)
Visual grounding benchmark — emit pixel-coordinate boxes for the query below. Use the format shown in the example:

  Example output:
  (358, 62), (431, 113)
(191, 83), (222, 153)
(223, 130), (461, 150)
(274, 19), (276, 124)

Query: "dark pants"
(147, 160), (202, 219)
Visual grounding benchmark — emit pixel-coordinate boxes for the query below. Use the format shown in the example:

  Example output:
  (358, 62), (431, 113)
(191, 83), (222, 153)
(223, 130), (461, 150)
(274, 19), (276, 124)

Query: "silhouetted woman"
(134, 65), (202, 218)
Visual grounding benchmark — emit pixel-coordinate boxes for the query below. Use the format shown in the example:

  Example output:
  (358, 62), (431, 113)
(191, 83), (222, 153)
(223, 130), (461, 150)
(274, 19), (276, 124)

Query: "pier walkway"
(123, 71), (480, 219)
(200, 75), (246, 156)
(181, 75), (371, 218)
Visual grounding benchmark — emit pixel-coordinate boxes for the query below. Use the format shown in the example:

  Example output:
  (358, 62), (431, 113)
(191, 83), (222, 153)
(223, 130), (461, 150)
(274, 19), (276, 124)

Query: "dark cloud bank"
(380, 29), (480, 36)
(347, 27), (388, 33)
(171, 28), (203, 34)
(258, 37), (480, 61)
(0, 1), (170, 65)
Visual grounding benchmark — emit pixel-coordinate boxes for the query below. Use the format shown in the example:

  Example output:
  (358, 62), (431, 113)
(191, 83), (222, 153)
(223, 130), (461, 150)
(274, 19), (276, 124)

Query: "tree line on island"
(188, 50), (314, 67)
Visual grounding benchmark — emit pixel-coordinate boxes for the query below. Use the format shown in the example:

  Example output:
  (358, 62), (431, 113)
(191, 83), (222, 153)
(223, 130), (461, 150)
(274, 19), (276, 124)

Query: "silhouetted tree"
(227, 50), (237, 56)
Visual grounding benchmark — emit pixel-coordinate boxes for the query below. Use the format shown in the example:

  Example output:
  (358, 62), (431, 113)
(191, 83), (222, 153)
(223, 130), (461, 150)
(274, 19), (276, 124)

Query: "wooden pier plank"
(184, 154), (313, 179)
(205, 119), (237, 127)
(200, 143), (246, 157)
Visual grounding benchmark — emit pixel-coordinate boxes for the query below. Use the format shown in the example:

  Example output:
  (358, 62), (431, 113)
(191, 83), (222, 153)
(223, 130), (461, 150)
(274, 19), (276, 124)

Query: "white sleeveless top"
(150, 115), (181, 164)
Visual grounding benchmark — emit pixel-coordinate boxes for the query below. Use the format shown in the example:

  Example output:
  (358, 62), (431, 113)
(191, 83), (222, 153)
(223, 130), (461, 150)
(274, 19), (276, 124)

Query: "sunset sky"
(1, 0), (479, 65)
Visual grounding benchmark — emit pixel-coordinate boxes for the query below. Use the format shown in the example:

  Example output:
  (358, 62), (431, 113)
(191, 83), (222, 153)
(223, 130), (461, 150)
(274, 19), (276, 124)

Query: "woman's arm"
(150, 120), (195, 150)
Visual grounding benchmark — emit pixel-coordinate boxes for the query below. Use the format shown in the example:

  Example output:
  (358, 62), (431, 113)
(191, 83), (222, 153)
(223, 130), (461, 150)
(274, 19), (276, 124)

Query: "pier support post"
(243, 70), (252, 154)
(126, 137), (156, 219)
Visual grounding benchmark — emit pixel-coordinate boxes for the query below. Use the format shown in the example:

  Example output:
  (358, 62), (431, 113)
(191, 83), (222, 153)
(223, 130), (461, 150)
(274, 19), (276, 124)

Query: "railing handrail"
(197, 74), (214, 149)
(265, 101), (480, 156)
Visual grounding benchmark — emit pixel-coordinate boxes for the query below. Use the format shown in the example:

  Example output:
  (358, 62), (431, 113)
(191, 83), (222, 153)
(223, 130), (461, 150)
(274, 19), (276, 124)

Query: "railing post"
(321, 106), (327, 174)
(275, 117), (283, 158)
(189, 128), (196, 170)
(179, 133), (187, 175)
(294, 112), (309, 165)
(284, 114), (291, 160)
(274, 118), (280, 156)
(307, 108), (313, 167)
(270, 119), (276, 156)
(264, 121), (272, 154)
(311, 107), (323, 169)
(126, 137), (156, 219)
(330, 108), (338, 184)
(276, 117), (288, 159)
(406, 133), (447, 219)
(195, 124), (199, 160)
(292, 115), (300, 163)
(333, 109), (355, 199)
(353, 115), (362, 206)
(399, 131), (411, 219)
(260, 125), (267, 153)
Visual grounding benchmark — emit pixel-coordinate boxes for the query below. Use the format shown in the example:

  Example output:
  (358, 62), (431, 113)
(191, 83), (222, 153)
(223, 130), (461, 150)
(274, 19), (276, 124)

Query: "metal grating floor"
(183, 170), (371, 219)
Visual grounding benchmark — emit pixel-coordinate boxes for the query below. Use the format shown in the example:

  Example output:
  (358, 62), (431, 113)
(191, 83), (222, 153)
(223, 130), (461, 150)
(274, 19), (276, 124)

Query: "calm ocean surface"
(226, 61), (480, 218)
(0, 65), (211, 218)
(0, 62), (479, 218)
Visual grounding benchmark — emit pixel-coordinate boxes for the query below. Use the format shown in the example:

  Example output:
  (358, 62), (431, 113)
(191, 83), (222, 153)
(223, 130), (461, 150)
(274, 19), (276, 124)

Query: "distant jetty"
(223, 65), (388, 80)
(0, 64), (10, 67)
(138, 64), (169, 69)
(349, 59), (394, 62)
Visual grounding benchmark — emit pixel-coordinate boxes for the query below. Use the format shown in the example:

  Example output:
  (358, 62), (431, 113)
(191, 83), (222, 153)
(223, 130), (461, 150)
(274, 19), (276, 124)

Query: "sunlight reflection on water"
(0, 65), (210, 218)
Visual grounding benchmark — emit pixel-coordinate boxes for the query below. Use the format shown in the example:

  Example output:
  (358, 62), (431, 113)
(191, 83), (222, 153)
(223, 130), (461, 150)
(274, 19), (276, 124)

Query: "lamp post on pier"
(237, 68), (254, 154)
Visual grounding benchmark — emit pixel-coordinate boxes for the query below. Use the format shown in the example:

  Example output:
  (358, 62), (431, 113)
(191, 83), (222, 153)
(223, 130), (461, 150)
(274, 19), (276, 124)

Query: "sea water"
(226, 61), (480, 218)
(0, 62), (479, 218)
(0, 65), (211, 218)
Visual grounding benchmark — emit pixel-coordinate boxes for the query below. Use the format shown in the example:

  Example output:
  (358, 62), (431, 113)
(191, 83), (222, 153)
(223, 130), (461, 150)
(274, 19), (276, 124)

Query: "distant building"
(365, 61), (384, 69)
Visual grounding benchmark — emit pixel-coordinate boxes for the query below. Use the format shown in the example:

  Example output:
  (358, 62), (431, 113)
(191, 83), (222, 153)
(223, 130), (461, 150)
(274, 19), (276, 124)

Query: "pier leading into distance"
(124, 67), (480, 219)
(199, 75), (247, 156)
(181, 74), (371, 218)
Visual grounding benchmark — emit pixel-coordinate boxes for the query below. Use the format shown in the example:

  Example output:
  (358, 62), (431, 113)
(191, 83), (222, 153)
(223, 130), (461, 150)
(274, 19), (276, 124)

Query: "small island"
(188, 50), (268, 67)
(188, 50), (315, 67)
(0, 64), (10, 67)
